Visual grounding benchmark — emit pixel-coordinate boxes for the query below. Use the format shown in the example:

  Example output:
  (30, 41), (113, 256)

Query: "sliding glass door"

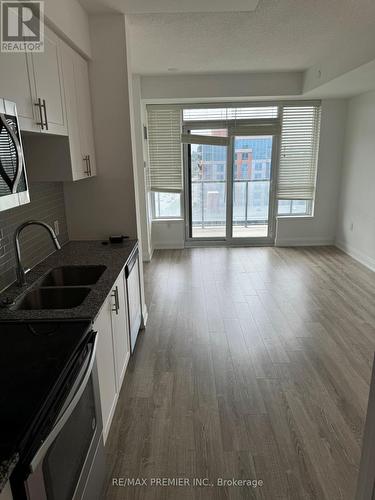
(232, 135), (273, 239)
(185, 127), (278, 244)
(185, 128), (228, 239)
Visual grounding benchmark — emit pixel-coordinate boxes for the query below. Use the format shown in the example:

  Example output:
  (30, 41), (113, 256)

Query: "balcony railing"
(191, 178), (270, 228)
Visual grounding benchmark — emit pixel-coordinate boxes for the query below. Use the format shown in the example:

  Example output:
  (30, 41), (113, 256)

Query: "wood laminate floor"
(103, 246), (375, 500)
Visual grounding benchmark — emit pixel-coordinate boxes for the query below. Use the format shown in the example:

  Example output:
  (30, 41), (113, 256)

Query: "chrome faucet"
(14, 220), (61, 286)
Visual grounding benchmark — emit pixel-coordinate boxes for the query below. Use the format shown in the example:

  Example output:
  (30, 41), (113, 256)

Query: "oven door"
(24, 335), (105, 500)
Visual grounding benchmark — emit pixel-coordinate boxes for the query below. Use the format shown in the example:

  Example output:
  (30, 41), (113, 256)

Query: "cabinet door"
(31, 27), (67, 135)
(75, 54), (97, 176)
(110, 274), (130, 390)
(60, 43), (89, 180)
(94, 297), (118, 443)
(0, 51), (38, 132)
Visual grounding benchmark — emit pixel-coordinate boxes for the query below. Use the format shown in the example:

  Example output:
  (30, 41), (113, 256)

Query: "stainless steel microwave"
(0, 98), (29, 212)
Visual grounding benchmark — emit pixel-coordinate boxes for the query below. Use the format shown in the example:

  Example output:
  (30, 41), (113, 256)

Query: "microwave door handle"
(29, 334), (98, 473)
(0, 119), (13, 190)
(0, 113), (23, 194)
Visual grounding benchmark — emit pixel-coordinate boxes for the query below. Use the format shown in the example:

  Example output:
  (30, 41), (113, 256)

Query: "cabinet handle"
(111, 286), (119, 315)
(42, 99), (48, 130)
(115, 286), (120, 312)
(83, 155), (90, 176)
(35, 98), (44, 130)
(88, 154), (92, 176)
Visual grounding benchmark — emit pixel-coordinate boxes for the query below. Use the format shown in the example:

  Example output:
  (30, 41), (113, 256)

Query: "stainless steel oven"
(0, 98), (29, 212)
(12, 332), (105, 500)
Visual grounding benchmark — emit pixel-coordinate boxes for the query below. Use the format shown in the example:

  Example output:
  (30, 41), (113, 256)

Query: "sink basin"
(40, 265), (106, 287)
(14, 287), (90, 310)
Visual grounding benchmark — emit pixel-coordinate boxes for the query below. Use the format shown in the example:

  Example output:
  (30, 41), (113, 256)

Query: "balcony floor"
(192, 224), (268, 238)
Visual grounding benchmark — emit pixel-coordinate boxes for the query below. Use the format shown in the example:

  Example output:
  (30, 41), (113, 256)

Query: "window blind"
(183, 106), (278, 121)
(277, 105), (321, 200)
(147, 107), (183, 193)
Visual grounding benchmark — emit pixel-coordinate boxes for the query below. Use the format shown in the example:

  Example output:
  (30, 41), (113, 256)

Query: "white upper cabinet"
(5, 28), (98, 183)
(30, 27), (67, 135)
(0, 27), (67, 135)
(74, 53), (97, 177)
(0, 52), (38, 131)
(61, 42), (97, 180)
(60, 43), (83, 180)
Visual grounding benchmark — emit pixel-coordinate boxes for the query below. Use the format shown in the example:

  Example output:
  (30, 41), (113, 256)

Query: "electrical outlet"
(54, 220), (60, 236)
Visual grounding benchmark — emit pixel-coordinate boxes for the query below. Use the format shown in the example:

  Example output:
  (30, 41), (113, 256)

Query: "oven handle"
(29, 333), (98, 472)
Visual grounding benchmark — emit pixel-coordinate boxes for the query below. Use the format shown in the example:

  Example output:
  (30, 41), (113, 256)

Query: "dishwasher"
(125, 247), (142, 353)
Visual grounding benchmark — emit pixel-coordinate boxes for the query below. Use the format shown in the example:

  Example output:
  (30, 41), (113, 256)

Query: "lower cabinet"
(94, 269), (130, 443)
(94, 294), (117, 444)
(110, 273), (131, 390)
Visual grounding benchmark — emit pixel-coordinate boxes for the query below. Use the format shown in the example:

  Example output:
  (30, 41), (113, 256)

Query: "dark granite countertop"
(0, 239), (138, 322)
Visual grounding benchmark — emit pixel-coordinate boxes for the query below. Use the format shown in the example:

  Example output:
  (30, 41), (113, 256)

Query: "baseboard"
(141, 305), (148, 327)
(335, 240), (375, 272)
(153, 243), (185, 250)
(142, 249), (153, 262)
(275, 237), (334, 247)
(142, 243), (154, 262)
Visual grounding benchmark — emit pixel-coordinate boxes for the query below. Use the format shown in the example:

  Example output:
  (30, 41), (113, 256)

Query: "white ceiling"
(124, 0), (375, 75)
(78, 0), (375, 78)
(78, 0), (259, 14)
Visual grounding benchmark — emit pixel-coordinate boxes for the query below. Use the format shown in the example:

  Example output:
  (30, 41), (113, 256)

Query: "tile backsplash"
(0, 182), (68, 292)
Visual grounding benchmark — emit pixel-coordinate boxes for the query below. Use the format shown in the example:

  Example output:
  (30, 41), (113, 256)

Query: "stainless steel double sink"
(14, 265), (106, 310)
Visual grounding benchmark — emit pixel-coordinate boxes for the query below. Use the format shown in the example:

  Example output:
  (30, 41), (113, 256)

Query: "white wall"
(276, 99), (347, 246)
(64, 14), (137, 241)
(152, 220), (185, 250)
(141, 71), (303, 101)
(336, 90), (375, 270)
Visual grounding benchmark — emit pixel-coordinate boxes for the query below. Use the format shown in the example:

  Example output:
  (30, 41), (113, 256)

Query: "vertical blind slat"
(277, 105), (321, 200)
(147, 107), (183, 193)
